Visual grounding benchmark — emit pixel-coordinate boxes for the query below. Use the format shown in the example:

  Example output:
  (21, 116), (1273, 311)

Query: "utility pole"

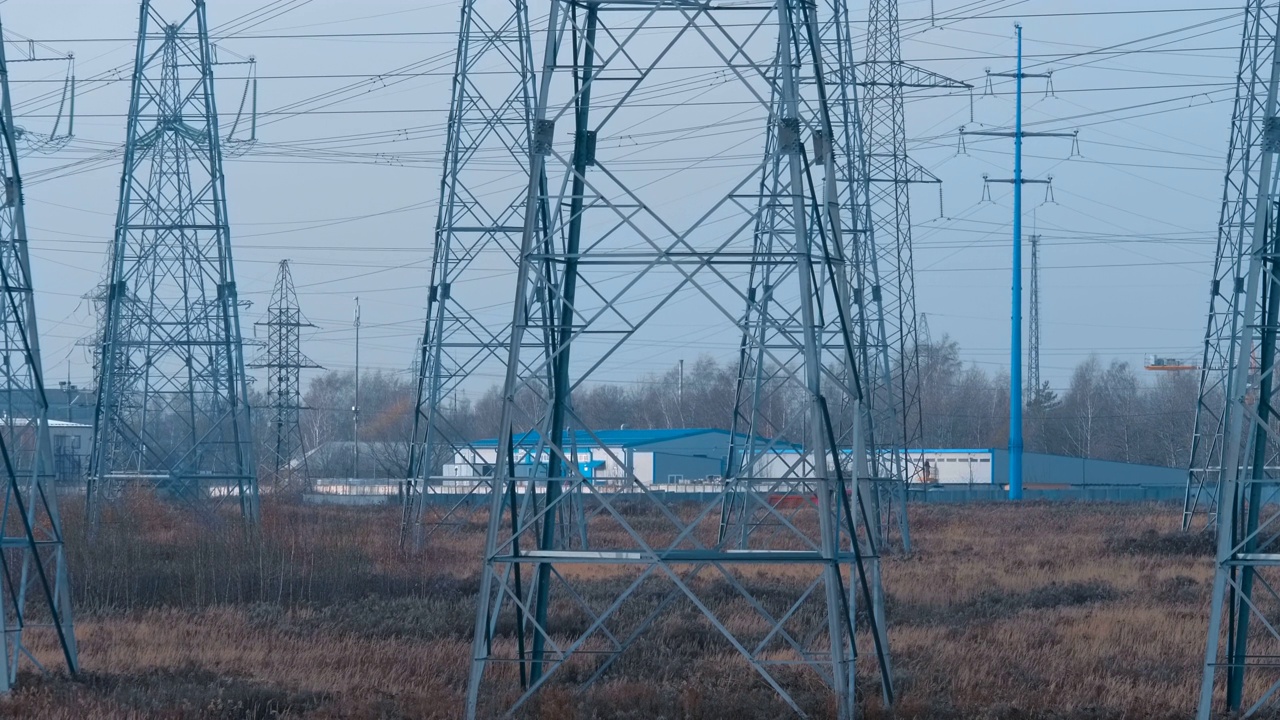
(88, 0), (257, 523)
(962, 25), (1076, 500)
(58, 378), (76, 424)
(678, 358), (684, 426)
(353, 296), (360, 480)
(65, 364), (73, 423)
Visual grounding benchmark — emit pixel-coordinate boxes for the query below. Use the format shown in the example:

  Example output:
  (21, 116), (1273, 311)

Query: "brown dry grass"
(0, 496), (1214, 719)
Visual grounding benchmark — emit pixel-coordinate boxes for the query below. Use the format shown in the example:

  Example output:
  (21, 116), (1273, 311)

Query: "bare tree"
(294, 342), (1201, 472)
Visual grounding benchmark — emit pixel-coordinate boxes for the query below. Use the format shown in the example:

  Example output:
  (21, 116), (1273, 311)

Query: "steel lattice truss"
(1184, 2), (1280, 532)
(1028, 234), (1041, 393)
(465, 0), (892, 716)
(859, 0), (967, 547)
(249, 260), (319, 490)
(0, 20), (79, 691)
(1195, 2), (1280, 717)
(726, 0), (905, 553)
(402, 0), (554, 550)
(89, 0), (257, 523)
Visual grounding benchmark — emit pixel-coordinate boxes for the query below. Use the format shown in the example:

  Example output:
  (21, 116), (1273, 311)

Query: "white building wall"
(445, 445), (653, 484)
(920, 451), (993, 484)
(630, 451), (654, 485)
(719, 449), (997, 484)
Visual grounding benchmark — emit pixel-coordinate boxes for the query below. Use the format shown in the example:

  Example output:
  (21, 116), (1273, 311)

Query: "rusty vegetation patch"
(1105, 528), (1214, 558)
(0, 498), (1213, 719)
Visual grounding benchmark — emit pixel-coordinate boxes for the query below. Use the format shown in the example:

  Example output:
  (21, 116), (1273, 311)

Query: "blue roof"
(881, 448), (996, 454)
(471, 428), (738, 449)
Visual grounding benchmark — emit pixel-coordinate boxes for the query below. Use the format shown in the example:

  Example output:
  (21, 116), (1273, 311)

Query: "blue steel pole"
(1009, 23), (1023, 501)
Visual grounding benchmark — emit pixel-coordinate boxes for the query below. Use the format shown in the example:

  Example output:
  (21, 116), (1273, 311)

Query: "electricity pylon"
(1195, 3), (1280, 717)
(89, 0), (258, 523)
(249, 260), (320, 490)
(1184, 3), (1279, 532)
(463, 0), (892, 715)
(0, 18), (79, 690)
(965, 27), (1076, 499)
(860, 0), (968, 549)
(401, 0), (549, 550)
(1027, 234), (1042, 394)
(725, 0), (905, 554)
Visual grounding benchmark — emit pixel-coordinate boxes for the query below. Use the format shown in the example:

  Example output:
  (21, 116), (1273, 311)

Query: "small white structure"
(0, 418), (93, 481)
(48, 419), (93, 481)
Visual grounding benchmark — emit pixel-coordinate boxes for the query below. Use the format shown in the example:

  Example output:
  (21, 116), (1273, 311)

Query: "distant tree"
(1025, 380), (1061, 453)
(1055, 356), (1104, 459)
(300, 369), (415, 477)
(575, 383), (635, 432)
(291, 339), (1204, 475)
(1142, 370), (1199, 467)
(1099, 360), (1141, 462)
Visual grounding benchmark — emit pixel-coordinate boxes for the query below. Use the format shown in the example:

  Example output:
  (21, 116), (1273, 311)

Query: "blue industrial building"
(902, 448), (1182, 490)
(446, 430), (1186, 498)
(449, 428), (793, 485)
(899, 448), (1185, 503)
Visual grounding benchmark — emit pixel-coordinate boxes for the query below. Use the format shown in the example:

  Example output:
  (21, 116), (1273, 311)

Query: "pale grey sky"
(0, 0), (1238, 394)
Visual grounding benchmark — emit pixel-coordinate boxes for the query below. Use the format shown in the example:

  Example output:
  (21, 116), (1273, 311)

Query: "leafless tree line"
(273, 336), (1200, 478)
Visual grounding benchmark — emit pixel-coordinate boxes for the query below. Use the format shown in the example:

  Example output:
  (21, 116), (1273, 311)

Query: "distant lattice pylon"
(859, 0), (969, 550)
(88, 0), (258, 523)
(0, 14), (79, 690)
(249, 260), (320, 490)
(1027, 234), (1042, 394)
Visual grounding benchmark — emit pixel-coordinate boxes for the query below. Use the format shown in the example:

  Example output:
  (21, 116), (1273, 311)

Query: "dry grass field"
(0, 495), (1214, 719)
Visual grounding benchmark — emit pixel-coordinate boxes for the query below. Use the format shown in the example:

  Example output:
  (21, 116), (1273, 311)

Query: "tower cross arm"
(858, 62), (972, 90)
(983, 177), (1050, 185)
(902, 157), (942, 184)
(988, 71), (1053, 80)
(961, 127), (1078, 139)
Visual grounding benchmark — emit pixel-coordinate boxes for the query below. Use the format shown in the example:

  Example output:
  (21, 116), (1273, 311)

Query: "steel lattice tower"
(89, 0), (257, 523)
(249, 260), (319, 490)
(1028, 234), (1041, 393)
(860, 0), (967, 547)
(1184, 2), (1280, 532)
(725, 0), (906, 552)
(402, 0), (549, 550)
(1196, 2), (1280, 716)
(464, 0), (892, 715)
(0, 19), (79, 690)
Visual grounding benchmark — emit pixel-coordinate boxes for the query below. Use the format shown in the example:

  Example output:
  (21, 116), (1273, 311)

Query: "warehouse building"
(444, 432), (1184, 495)
(898, 448), (1182, 491)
